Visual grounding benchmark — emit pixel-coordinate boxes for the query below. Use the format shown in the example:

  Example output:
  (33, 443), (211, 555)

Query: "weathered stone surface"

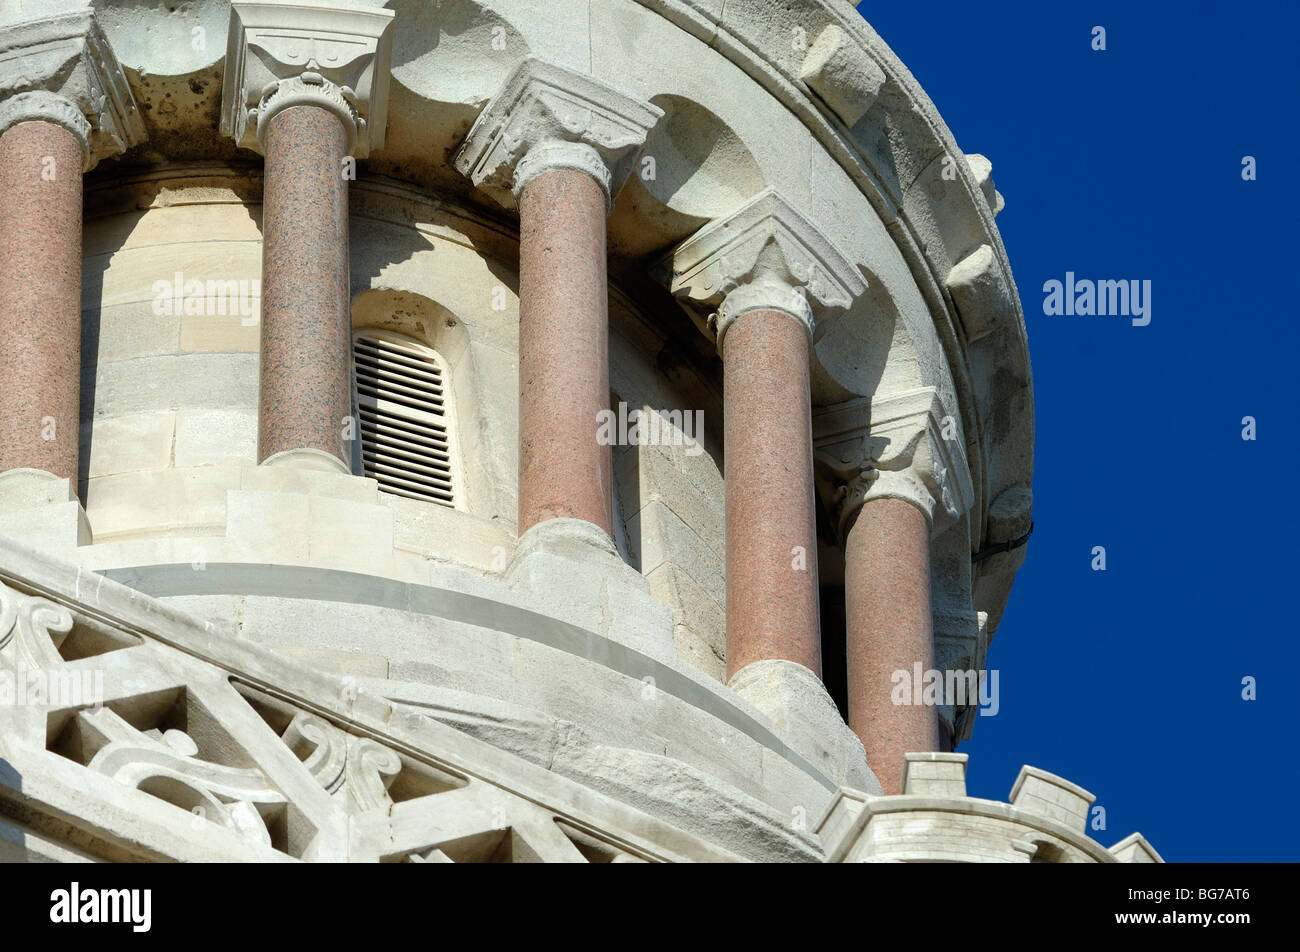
(0, 0), (1114, 865)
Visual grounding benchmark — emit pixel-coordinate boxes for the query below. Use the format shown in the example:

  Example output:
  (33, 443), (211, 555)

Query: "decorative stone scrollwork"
(83, 707), (287, 850)
(282, 711), (401, 815)
(0, 8), (145, 170)
(656, 188), (866, 354)
(0, 579), (72, 671)
(454, 56), (663, 209)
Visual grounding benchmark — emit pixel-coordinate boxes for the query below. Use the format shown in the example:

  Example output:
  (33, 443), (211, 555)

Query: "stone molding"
(453, 56), (663, 210)
(656, 188), (866, 355)
(0, 8), (144, 170)
(219, 0), (394, 158)
(256, 71), (361, 152)
(813, 387), (973, 534)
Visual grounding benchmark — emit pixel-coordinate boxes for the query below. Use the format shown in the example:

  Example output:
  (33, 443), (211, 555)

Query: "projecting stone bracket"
(799, 23), (887, 128)
(454, 56), (663, 209)
(812, 386), (974, 534)
(0, 8), (145, 170)
(219, 0), (394, 158)
(655, 188), (867, 354)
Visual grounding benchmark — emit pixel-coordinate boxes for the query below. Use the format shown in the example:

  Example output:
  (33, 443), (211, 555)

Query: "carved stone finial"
(453, 56), (663, 210)
(0, 8), (145, 170)
(656, 188), (867, 355)
(220, 0), (394, 158)
(813, 387), (973, 536)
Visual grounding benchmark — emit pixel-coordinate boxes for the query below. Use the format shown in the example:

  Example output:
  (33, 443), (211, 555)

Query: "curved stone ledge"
(817, 754), (1162, 864)
(96, 559), (879, 815)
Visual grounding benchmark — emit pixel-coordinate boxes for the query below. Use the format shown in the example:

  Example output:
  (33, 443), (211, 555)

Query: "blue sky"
(856, 1), (1298, 861)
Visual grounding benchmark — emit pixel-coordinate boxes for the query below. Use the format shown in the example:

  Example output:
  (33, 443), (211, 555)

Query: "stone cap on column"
(0, 8), (145, 171)
(654, 188), (866, 356)
(219, 0), (395, 158)
(453, 56), (663, 211)
(813, 386), (973, 533)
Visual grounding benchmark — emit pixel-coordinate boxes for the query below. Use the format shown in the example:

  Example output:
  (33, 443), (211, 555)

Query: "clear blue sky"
(856, 1), (1298, 861)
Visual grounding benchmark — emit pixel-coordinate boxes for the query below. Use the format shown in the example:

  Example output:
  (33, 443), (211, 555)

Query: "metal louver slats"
(353, 334), (454, 506)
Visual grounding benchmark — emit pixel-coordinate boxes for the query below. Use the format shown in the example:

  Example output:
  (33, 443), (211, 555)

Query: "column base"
(506, 517), (673, 657)
(728, 659), (882, 795)
(260, 447), (351, 475)
(0, 469), (90, 555)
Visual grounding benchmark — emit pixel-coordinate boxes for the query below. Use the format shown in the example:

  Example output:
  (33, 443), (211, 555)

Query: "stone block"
(901, 752), (968, 798)
(1009, 765), (1095, 833)
(84, 410), (175, 478)
(506, 518), (674, 657)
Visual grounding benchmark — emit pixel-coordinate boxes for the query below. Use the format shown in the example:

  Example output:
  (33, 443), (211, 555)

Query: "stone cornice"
(812, 387), (973, 534)
(655, 188), (867, 355)
(219, 0), (394, 158)
(453, 56), (663, 210)
(0, 8), (144, 170)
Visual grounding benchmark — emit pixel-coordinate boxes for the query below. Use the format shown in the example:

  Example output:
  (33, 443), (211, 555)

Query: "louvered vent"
(352, 333), (455, 507)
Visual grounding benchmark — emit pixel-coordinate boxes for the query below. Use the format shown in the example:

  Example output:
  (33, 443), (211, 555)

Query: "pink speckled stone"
(845, 497), (939, 794)
(257, 105), (352, 465)
(722, 310), (820, 680)
(516, 168), (614, 537)
(0, 121), (83, 482)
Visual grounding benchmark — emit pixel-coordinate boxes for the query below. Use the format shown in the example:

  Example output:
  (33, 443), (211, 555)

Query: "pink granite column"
(845, 496), (939, 794)
(0, 121), (84, 482)
(515, 167), (614, 537)
(257, 104), (352, 467)
(722, 309), (820, 680)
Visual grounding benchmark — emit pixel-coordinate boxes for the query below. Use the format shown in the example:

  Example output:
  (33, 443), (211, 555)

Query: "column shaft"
(258, 105), (352, 466)
(0, 121), (84, 481)
(722, 310), (821, 680)
(516, 168), (613, 537)
(845, 497), (939, 794)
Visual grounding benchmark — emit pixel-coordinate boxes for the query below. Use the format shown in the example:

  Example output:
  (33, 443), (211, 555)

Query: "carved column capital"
(0, 8), (145, 170)
(656, 188), (866, 355)
(219, 0), (395, 158)
(453, 57), (663, 210)
(813, 387), (974, 536)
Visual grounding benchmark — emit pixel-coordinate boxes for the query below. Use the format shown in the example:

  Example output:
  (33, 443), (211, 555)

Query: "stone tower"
(0, 0), (1159, 863)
